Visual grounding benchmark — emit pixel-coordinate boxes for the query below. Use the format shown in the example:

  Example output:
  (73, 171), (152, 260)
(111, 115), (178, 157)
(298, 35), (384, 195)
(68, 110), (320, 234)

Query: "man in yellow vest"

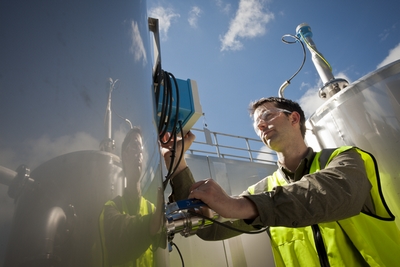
(100, 127), (163, 267)
(161, 97), (400, 266)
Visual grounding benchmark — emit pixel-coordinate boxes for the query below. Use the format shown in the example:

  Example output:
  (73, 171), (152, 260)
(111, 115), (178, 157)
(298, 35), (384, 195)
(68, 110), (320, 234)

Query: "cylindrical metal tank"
(305, 59), (400, 228)
(4, 151), (124, 266)
(0, 0), (166, 266)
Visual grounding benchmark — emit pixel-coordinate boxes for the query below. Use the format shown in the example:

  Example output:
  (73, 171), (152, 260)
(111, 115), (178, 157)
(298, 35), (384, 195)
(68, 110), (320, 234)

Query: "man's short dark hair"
(121, 126), (142, 155)
(249, 97), (306, 138)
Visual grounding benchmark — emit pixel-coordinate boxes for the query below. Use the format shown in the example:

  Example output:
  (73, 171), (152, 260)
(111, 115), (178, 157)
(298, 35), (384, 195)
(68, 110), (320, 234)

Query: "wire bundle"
(153, 67), (185, 188)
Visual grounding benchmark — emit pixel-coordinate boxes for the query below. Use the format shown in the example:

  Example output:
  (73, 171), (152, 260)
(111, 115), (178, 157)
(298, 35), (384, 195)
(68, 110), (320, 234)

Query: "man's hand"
(160, 131), (196, 176)
(188, 179), (258, 220)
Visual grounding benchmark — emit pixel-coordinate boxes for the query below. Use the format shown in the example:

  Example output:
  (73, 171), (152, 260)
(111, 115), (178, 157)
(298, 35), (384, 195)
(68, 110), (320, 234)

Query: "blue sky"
(147, 0), (400, 140)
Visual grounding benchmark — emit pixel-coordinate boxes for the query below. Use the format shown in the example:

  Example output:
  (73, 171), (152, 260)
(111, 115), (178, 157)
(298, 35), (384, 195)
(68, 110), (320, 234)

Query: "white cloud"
(0, 132), (100, 170)
(215, 0), (231, 14)
(188, 6), (202, 28)
(148, 6), (180, 41)
(377, 43), (400, 69)
(130, 21), (147, 65)
(379, 29), (390, 42)
(379, 22), (398, 42)
(220, 0), (274, 51)
(256, 146), (276, 163)
(298, 72), (351, 118)
(298, 85), (325, 118)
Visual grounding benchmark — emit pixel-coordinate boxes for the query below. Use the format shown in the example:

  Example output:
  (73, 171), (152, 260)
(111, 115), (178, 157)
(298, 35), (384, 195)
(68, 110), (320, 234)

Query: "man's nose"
(257, 120), (268, 130)
(254, 121), (267, 135)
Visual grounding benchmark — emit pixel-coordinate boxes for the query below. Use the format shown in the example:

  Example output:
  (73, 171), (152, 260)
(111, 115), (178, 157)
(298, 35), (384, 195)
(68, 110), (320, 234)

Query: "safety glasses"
(253, 108), (292, 133)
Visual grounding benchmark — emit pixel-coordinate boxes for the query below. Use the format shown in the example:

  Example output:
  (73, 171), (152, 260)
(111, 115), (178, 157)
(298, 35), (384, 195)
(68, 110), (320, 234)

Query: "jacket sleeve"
(169, 167), (258, 241)
(168, 167), (196, 202)
(244, 148), (372, 228)
(102, 202), (153, 264)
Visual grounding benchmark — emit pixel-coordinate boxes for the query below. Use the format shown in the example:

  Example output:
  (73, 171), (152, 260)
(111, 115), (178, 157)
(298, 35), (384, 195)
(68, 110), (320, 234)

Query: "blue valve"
(296, 23), (313, 39)
(166, 198), (206, 214)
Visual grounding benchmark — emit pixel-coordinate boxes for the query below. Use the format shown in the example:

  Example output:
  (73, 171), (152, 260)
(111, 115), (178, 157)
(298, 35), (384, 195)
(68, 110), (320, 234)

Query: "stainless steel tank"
(0, 0), (166, 266)
(305, 59), (400, 228)
(4, 151), (124, 266)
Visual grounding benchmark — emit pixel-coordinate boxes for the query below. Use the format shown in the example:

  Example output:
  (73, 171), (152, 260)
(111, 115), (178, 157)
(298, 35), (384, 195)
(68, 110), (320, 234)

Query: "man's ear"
(290, 111), (301, 125)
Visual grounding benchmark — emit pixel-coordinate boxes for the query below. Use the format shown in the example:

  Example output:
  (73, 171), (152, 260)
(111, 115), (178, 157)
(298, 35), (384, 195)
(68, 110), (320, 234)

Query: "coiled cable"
(153, 65), (185, 189)
(278, 34), (307, 97)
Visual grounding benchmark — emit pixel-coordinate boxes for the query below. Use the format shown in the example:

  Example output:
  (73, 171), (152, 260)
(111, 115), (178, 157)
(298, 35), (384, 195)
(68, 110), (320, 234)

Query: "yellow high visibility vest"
(99, 195), (155, 267)
(248, 146), (400, 266)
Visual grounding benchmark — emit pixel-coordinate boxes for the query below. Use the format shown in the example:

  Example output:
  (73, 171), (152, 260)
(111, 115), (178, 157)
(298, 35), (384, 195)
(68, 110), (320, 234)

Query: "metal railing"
(187, 128), (277, 165)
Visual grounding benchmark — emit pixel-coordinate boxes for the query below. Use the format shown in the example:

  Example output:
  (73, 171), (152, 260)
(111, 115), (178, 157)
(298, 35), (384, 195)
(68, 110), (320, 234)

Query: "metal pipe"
(166, 208), (233, 238)
(296, 23), (334, 85)
(296, 23), (348, 99)
(0, 165), (17, 186)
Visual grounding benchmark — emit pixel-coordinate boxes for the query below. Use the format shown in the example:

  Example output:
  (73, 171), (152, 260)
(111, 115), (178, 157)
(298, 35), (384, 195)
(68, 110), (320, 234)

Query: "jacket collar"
(277, 147), (315, 183)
